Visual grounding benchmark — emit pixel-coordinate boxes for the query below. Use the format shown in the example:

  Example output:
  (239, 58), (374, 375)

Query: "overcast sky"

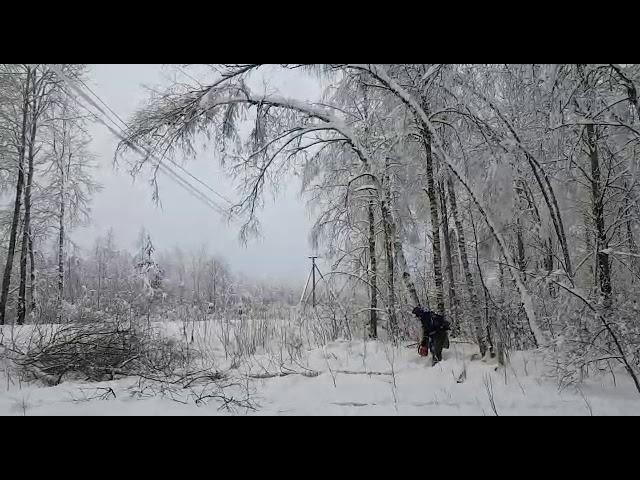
(72, 64), (326, 287)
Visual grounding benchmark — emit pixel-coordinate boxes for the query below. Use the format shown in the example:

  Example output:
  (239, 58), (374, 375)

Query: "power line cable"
(45, 64), (230, 216)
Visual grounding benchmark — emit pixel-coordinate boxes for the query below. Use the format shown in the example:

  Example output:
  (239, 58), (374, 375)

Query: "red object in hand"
(418, 345), (429, 357)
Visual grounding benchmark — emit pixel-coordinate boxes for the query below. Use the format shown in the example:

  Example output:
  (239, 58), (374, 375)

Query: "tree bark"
(58, 167), (66, 322)
(97, 261), (102, 311)
(18, 85), (39, 325)
(421, 126), (445, 316)
(525, 152), (573, 279)
(516, 218), (526, 273)
(382, 162), (398, 337)
(627, 217), (638, 281)
(0, 67), (31, 325)
(623, 185), (638, 281)
(379, 193), (420, 308)
(439, 180), (459, 332)
(447, 176), (487, 356)
(28, 226), (36, 315)
(585, 123), (612, 303)
(471, 209), (497, 360)
(367, 200), (378, 339)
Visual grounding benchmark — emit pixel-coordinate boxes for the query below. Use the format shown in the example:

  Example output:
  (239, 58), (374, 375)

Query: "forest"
(0, 64), (638, 415)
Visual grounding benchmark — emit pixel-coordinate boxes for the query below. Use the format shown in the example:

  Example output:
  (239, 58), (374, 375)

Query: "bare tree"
(0, 65), (31, 325)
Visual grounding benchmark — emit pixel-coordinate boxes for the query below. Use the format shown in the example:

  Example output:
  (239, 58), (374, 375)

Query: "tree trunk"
(382, 162), (398, 337)
(447, 176), (487, 356)
(213, 264), (218, 311)
(439, 180), (459, 333)
(585, 123), (612, 303)
(516, 218), (526, 273)
(378, 167), (425, 343)
(18, 89), (38, 325)
(67, 256), (74, 304)
(97, 263), (102, 311)
(380, 193), (420, 308)
(58, 173), (65, 322)
(520, 180), (552, 275)
(526, 153), (573, 279)
(627, 217), (638, 281)
(471, 209), (497, 360)
(28, 227), (36, 315)
(421, 127), (445, 316)
(0, 67), (31, 325)
(544, 237), (554, 273)
(545, 236), (555, 296)
(623, 187), (638, 281)
(367, 201), (378, 339)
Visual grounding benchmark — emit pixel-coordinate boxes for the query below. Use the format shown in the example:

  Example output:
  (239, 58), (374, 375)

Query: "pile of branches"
(2, 319), (258, 412)
(4, 320), (190, 385)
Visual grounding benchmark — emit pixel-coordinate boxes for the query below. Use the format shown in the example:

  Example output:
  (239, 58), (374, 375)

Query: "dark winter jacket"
(413, 307), (450, 363)
(412, 307), (450, 337)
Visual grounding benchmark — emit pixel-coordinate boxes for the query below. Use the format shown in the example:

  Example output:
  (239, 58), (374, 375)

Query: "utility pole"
(309, 256), (318, 308)
(299, 256), (344, 314)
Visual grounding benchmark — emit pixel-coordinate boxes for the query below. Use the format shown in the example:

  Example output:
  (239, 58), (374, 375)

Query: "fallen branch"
(248, 370), (320, 379)
(335, 370), (393, 376)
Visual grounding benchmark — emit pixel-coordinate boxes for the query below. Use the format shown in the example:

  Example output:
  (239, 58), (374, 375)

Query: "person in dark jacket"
(412, 306), (450, 365)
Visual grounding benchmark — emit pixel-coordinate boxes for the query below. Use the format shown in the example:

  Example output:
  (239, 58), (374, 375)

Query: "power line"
(77, 97), (226, 215)
(45, 64), (226, 214)
(74, 71), (234, 207)
(46, 64), (230, 216)
(75, 75), (130, 131)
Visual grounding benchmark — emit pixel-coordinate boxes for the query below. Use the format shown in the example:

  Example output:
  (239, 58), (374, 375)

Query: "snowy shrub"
(549, 292), (640, 391)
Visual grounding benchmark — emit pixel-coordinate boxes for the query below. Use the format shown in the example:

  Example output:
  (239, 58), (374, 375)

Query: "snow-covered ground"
(1, 321), (639, 415)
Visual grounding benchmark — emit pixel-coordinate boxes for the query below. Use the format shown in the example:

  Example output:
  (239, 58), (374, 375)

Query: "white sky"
(72, 64), (327, 286)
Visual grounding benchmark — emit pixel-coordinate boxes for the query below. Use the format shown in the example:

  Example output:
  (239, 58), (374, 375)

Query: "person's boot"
(432, 351), (441, 366)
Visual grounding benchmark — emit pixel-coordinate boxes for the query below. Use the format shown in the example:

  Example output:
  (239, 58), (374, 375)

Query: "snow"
(242, 342), (639, 416)
(1, 321), (638, 416)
